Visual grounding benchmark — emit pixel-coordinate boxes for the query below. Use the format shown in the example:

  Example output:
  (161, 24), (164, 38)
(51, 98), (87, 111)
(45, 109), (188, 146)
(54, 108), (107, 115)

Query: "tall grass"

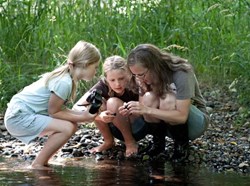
(0, 0), (249, 112)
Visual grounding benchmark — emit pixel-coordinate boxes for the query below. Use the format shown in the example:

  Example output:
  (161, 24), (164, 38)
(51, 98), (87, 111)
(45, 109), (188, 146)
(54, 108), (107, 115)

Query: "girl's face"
(129, 64), (152, 85)
(75, 61), (99, 81)
(106, 69), (128, 95)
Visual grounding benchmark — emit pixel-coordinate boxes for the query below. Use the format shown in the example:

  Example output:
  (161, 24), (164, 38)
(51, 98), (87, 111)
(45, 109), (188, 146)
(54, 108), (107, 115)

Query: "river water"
(0, 156), (249, 185)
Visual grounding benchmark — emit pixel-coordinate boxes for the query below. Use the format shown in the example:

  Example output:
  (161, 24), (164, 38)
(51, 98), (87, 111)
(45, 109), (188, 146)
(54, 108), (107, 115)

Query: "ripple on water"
(0, 156), (249, 185)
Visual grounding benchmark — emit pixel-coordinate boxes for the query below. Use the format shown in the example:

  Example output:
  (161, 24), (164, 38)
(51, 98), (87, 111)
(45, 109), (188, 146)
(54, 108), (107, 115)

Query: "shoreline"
(0, 85), (249, 174)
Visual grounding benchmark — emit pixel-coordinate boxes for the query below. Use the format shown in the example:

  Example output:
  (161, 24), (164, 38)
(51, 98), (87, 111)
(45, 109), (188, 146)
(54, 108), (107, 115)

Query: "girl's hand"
(98, 110), (116, 123)
(80, 111), (98, 123)
(118, 102), (131, 116)
(123, 101), (148, 115)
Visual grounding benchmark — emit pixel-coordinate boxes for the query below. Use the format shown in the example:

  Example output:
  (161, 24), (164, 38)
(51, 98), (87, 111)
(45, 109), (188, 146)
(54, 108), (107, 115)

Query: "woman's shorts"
(109, 117), (148, 141)
(187, 105), (209, 140)
(4, 101), (52, 144)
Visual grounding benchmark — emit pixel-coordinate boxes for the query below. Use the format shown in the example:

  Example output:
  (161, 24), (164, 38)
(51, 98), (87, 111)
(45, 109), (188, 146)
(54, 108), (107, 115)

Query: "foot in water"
(28, 164), (52, 170)
(125, 142), (138, 157)
(89, 142), (114, 154)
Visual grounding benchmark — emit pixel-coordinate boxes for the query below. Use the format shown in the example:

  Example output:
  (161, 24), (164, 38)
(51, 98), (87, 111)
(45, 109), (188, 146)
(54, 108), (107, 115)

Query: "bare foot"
(28, 164), (52, 170)
(89, 142), (114, 154)
(125, 142), (138, 157)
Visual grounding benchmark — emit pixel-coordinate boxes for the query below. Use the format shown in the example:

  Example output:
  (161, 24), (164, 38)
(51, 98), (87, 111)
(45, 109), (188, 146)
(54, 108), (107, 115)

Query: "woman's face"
(75, 61), (99, 81)
(129, 64), (152, 85)
(106, 69), (128, 95)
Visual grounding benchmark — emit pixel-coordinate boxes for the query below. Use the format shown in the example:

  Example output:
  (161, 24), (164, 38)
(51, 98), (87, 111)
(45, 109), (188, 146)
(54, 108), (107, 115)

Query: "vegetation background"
(0, 0), (249, 123)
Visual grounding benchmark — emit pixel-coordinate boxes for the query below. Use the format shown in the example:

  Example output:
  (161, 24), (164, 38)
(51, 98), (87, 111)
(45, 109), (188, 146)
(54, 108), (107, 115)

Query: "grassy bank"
(0, 0), (249, 115)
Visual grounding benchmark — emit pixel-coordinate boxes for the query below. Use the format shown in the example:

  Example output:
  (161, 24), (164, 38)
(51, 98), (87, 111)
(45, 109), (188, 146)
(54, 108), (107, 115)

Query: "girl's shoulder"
(47, 73), (72, 91)
(48, 72), (71, 83)
(91, 79), (109, 90)
(90, 79), (109, 99)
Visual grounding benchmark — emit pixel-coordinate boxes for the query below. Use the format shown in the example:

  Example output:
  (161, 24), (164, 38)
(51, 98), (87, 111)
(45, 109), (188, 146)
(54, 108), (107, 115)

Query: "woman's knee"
(142, 91), (159, 108)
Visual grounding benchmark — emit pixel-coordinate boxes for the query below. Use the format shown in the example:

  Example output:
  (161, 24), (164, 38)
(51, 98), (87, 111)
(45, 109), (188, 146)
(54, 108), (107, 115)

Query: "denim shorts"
(187, 105), (209, 140)
(109, 117), (148, 141)
(4, 101), (52, 144)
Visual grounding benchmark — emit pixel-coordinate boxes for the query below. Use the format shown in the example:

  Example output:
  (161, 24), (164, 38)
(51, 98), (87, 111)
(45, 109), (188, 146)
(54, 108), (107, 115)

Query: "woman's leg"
(89, 120), (115, 153)
(31, 119), (78, 170)
(142, 92), (161, 123)
(159, 93), (189, 162)
(140, 92), (167, 156)
(107, 98), (138, 157)
(142, 92), (177, 157)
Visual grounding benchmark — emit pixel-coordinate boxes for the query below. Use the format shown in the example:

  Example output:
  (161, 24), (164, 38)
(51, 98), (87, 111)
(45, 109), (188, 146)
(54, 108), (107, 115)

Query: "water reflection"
(58, 158), (151, 185)
(50, 158), (206, 185)
(148, 160), (189, 185)
(0, 156), (249, 185)
(32, 169), (63, 186)
(0, 157), (62, 186)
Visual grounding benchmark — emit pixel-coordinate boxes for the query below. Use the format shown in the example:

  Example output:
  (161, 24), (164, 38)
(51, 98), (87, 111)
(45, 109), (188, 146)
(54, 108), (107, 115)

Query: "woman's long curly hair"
(127, 44), (192, 98)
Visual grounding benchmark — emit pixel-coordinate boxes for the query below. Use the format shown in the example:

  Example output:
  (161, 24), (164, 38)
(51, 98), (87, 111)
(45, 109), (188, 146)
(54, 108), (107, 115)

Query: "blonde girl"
(4, 40), (101, 170)
(73, 56), (146, 157)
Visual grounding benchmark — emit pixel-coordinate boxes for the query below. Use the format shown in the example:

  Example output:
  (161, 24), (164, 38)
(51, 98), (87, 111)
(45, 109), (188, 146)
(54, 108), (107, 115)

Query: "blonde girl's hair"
(102, 55), (128, 97)
(44, 40), (101, 102)
(127, 43), (192, 98)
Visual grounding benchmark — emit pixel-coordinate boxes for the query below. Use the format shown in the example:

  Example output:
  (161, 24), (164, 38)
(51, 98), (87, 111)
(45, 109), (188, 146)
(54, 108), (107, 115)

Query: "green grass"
(0, 0), (249, 113)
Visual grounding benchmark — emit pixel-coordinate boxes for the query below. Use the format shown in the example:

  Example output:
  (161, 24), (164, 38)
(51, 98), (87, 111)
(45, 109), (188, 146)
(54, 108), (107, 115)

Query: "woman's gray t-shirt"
(172, 70), (207, 115)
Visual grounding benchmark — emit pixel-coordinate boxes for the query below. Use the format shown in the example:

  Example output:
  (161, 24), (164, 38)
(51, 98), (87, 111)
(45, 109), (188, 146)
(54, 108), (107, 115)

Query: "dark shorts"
(108, 117), (148, 141)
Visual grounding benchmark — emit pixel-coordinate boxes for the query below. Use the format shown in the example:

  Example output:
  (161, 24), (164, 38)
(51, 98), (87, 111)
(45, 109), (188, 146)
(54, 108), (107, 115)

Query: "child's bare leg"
(113, 115), (138, 157)
(107, 98), (138, 157)
(30, 119), (77, 170)
(89, 120), (114, 153)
